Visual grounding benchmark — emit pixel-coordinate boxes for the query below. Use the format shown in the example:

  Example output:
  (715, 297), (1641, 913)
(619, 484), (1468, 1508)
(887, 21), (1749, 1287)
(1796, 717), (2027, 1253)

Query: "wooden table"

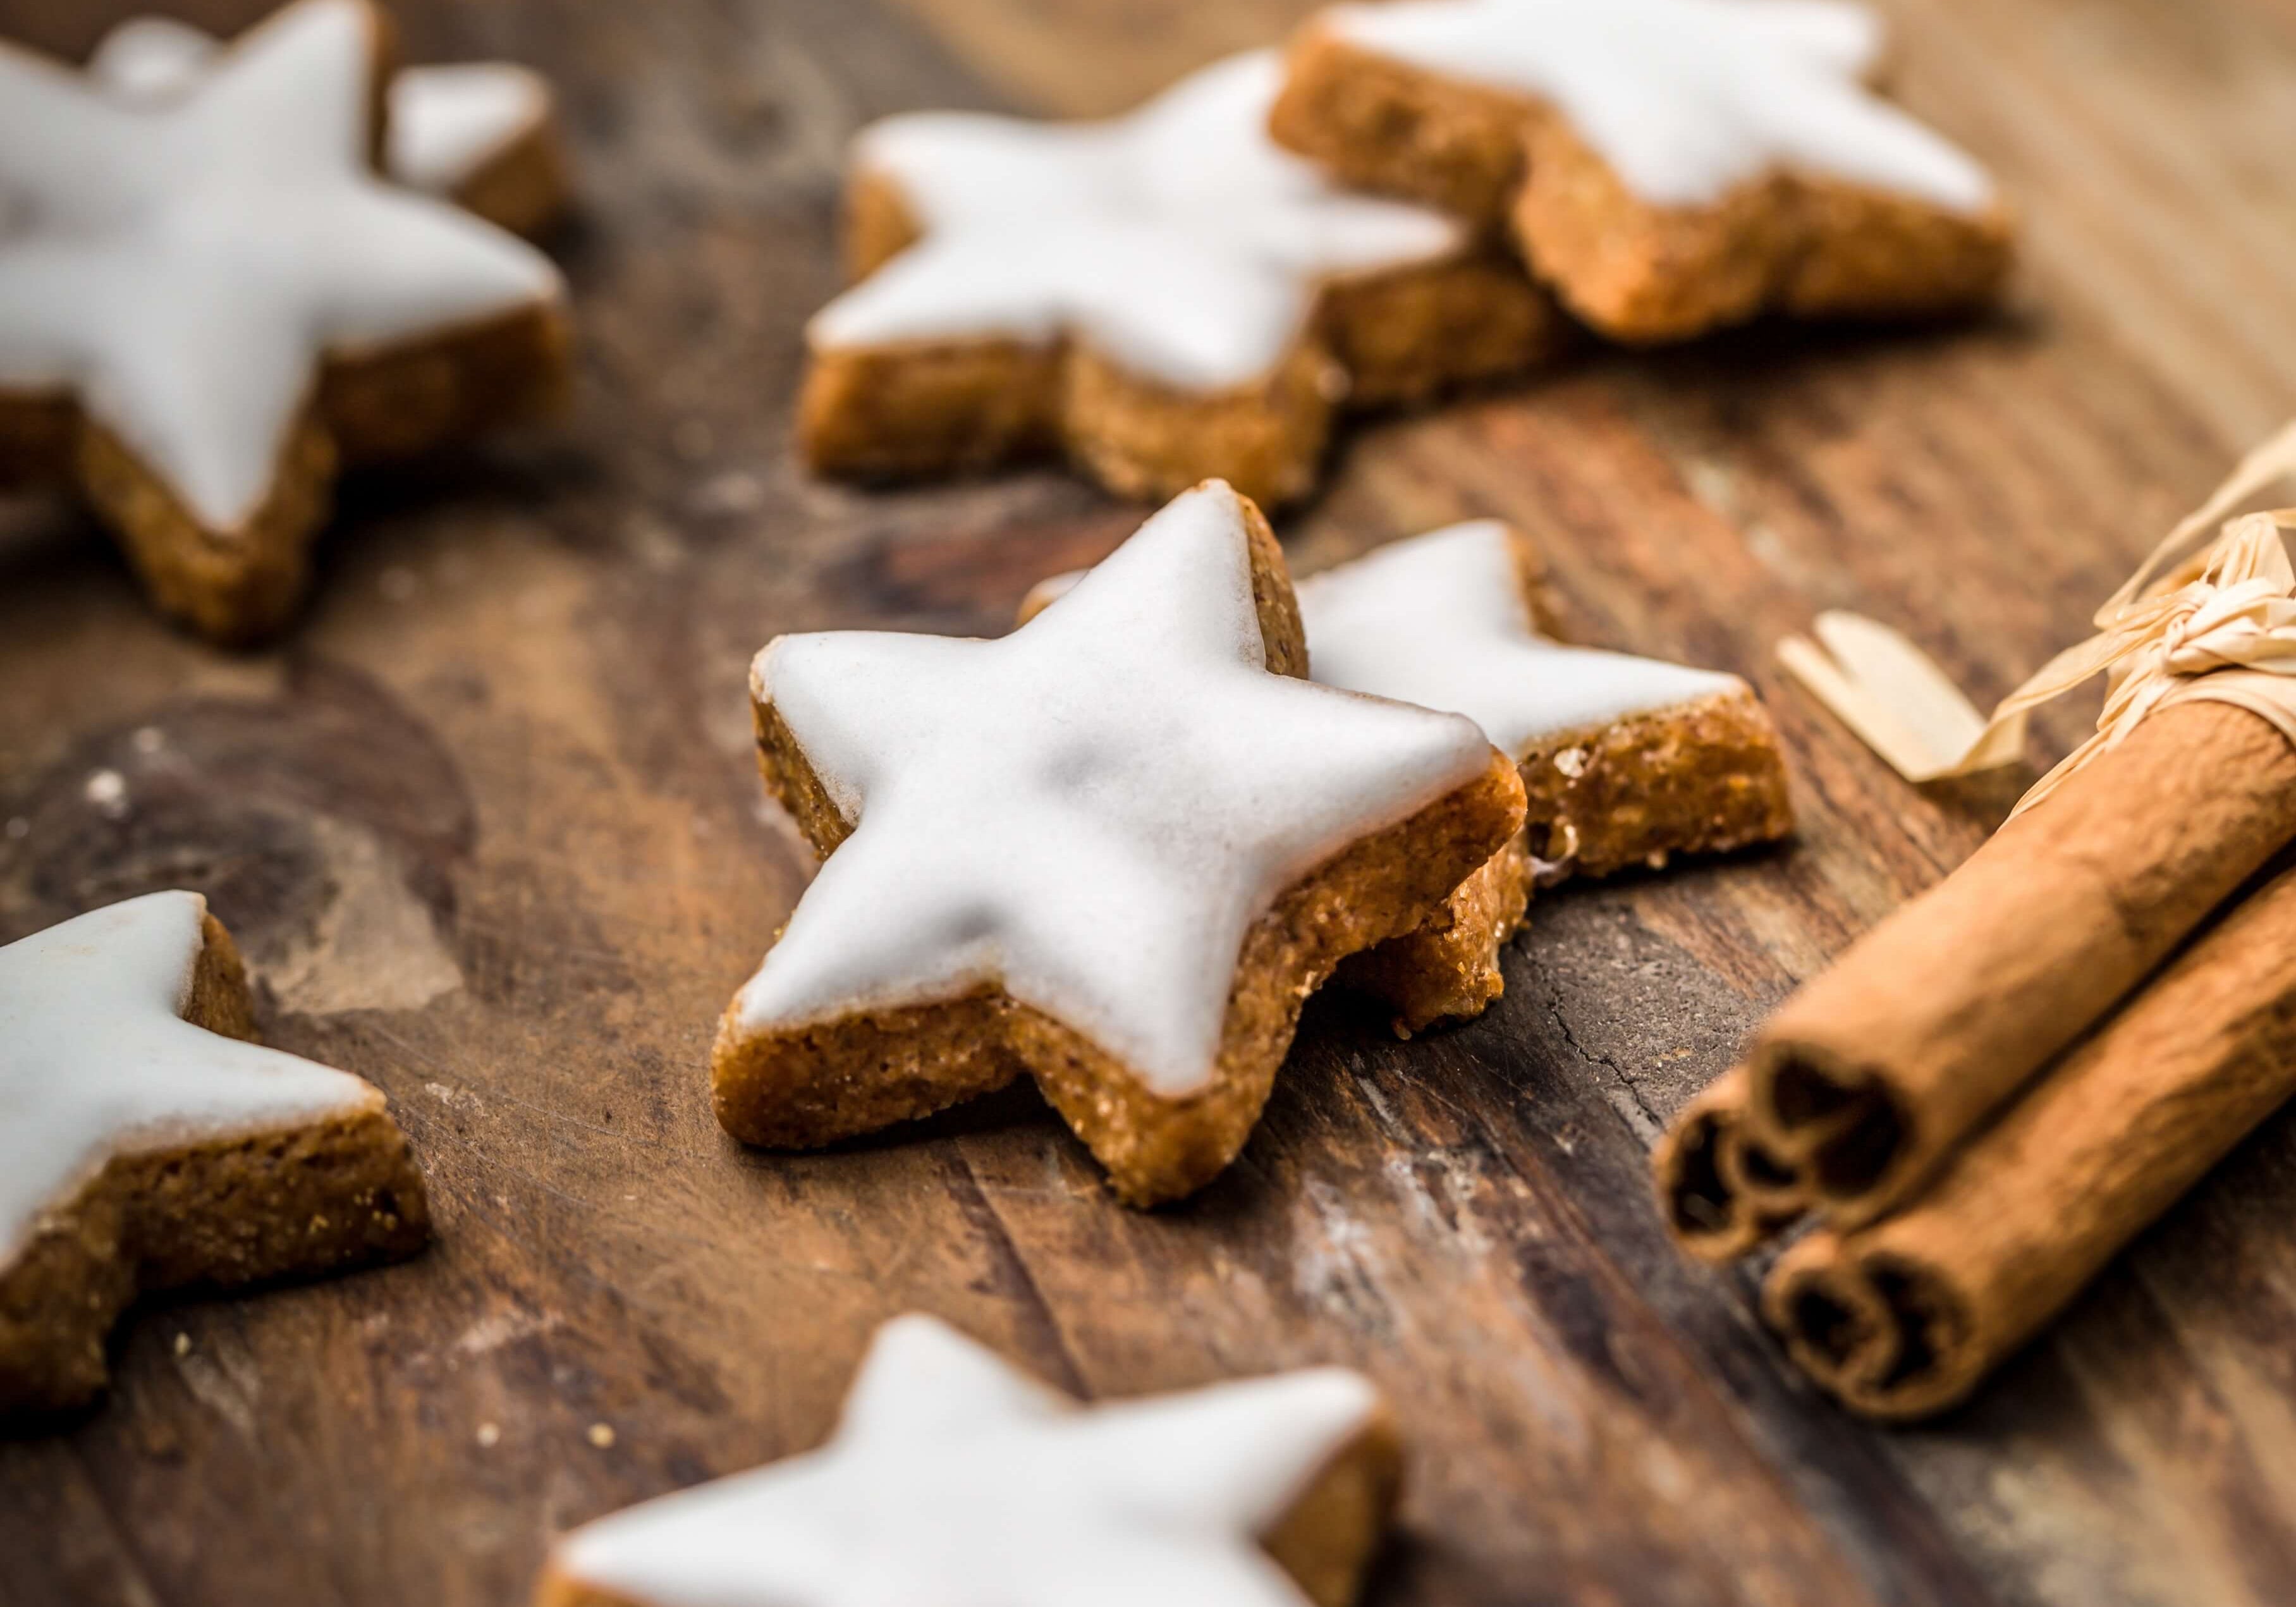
(6, 1), (2296, 1602)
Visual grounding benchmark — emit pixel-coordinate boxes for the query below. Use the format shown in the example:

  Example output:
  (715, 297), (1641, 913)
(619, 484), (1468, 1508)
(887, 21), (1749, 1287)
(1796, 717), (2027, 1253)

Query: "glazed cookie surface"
(1269, 0), (2013, 342)
(0, 891), (430, 1422)
(802, 49), (1566, 509)
(715, 482), (1524, 1204)
(88, 13), (570, 236)
(537, 1314), (1401, 1607)
(0, 0), (570, 644)
(1027, 520), (1795, 1032)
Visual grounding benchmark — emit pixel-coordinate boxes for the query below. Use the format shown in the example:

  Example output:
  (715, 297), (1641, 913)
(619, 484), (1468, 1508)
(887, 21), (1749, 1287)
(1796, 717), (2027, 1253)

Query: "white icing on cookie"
(0, 891), (382, 1267)
(83, 15), (216, 99)
(809, 50), (1465, 391)
(388, 64), (551, 194)
(1297, 520), (1744, 755)
(0, 0), (562, 532)
(1321, 0), (1996, 212)
(90, 18), (553, 198)
(550, 1313), (1383, 1607)
(1029, 520), (1742, 755)
(735, 482), (1493, 1095)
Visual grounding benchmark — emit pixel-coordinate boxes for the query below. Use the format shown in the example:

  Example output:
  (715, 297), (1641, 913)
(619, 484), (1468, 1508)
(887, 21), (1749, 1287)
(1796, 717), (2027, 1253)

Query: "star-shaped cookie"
(1270, 0), (2013, 341)
(1298, 521), (1793, 1030)
(89, 13), (571, 237)
(802, 49), (1566, 510)
(0, 891), (429, 1420)
(537, 1314), (1401, 1607)
(0, 0), (571, 644)
(714, 482), (1524, 1204)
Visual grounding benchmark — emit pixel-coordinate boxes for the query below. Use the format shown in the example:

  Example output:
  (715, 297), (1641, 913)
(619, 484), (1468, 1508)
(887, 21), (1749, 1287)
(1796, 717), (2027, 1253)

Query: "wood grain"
(5, 1), (2296, 1604)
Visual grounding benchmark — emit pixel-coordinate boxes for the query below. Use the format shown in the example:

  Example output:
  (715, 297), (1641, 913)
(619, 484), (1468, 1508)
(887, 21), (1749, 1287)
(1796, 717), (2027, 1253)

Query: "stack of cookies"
(713, 479), (1795, 1207)
(800, 0), (2012, 508)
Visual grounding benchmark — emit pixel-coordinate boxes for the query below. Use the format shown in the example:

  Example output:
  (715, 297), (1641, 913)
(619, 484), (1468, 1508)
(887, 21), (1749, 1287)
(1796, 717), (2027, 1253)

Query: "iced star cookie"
(802, 50), (1567, 510)
(1029, 518), (1793, 1032)
(1268, 0), (2013, 343)
(0, 0), (571, 645)
(537, 1314), (1401, 1607)
(0, 891), (430, 1421)
(716, 482), (1524, 1205)
(89, 14), (571, 238)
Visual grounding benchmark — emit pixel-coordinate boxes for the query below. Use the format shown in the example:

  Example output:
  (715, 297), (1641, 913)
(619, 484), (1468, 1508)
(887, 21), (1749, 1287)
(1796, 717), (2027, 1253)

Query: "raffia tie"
(1987, 510), (2296, 816)
(1780, 420), (2296, 817)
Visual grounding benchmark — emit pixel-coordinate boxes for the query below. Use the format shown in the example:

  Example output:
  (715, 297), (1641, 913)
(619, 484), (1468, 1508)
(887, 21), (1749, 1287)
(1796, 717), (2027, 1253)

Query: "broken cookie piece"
(1301, 520), (1792, 1032)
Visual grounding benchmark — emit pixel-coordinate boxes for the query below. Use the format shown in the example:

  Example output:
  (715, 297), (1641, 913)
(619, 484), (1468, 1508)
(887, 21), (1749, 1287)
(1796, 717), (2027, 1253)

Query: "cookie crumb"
(85, 768), (130, 819)
(173, 1332), (192, 1358)
(691, 469), (764, 516)
(477, 1421), (501, 1448)
(131, 726), (166, 755)
(587, 1422), (616, 1449)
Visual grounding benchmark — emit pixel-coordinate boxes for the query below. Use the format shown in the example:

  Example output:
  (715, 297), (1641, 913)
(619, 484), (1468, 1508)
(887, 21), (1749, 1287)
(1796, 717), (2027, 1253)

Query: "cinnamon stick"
(1721, 1112), (1809, 1224)
(1654, 1065), (1807, 1262)
(1762, 857), (2296, 1420)
(1744, 699), (2296, 1229)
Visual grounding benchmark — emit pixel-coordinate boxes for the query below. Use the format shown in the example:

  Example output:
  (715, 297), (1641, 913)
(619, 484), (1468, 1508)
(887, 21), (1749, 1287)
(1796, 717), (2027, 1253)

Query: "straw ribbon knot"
(1991, 511), (2296, 815)
(1780, 421), (2296, 814)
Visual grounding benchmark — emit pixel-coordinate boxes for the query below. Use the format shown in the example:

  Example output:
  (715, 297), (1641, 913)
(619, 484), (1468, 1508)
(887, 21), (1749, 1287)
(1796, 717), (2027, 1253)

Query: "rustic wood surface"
(6, 0), (2296, 1603)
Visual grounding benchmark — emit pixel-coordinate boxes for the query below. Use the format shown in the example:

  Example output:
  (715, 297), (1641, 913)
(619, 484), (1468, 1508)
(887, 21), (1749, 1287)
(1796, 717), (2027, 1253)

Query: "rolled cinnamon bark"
(1745, 699), (2296, 1228)
(1762, 857), (2296, 1419)
(1654, 1065), (1808, 1262)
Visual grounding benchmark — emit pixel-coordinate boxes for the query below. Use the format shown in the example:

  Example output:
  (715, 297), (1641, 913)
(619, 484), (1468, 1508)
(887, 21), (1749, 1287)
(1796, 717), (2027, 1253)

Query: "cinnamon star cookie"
(0, 0), (571, 644)
(802, 50), (1566, 510)
(537, 1314), (1400, 1607)
(0, 891), (430, 1421)
(1269, 0), (2013, 342)
(714, 481), (1524, 1205)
